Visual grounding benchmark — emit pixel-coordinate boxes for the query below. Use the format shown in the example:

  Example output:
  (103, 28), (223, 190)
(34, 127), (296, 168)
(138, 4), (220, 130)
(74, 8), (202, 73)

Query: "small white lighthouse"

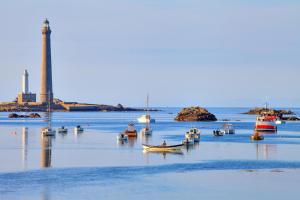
(22, 70), (29, 94)
(17, 69), (36, 104)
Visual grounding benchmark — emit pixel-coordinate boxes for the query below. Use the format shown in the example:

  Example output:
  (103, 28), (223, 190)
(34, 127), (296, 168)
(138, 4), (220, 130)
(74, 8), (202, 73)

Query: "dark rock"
(28, 113), (41, 118)
(175, 107), (217, 122)
(8, 113), (41, 118)
(8, 113), (19, 118)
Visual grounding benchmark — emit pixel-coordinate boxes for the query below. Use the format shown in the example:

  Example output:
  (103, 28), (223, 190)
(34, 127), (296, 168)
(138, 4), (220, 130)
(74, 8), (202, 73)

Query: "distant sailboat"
(41, 91), (56, 136)
(137, 94), (155, 124)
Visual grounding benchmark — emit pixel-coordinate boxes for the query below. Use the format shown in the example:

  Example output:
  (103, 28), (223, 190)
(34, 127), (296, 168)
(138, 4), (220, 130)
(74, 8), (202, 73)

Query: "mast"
(48, 90), (51, 128)
(146, 94), (150, 128)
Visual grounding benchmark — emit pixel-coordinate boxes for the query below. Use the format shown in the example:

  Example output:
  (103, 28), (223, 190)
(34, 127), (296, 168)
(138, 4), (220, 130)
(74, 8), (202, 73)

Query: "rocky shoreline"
(175, 107), (217, 122)
(8, 113), (41, 118)
(0, 102), (157, 112)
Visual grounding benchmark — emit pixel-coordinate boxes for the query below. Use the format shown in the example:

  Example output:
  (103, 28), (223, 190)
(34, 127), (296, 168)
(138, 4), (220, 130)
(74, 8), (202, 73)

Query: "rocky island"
(175, 107), (217, 122)
(0, 99), (155, 112)
(243, 107), (294, 115)
(243, 107), (300, 121)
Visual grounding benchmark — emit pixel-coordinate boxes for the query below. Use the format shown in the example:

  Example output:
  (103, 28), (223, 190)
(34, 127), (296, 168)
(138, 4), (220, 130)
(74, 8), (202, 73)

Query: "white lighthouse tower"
(22, 70), (29, 94)
(17, 69), (36, 104)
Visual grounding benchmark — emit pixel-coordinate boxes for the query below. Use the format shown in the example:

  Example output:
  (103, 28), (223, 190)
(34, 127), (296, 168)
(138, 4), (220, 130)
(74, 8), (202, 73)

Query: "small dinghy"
(222, 123), (235, 134)
(58, 126), (68, 133)
(213, 129), (224, 136)
(41, 127), (56, 137)
(117, 133), (128, 141)
(182, 136), (194, 145)
(123, 123), (137, 137)
(251, 131), (264, 141)
(74, 125), (84, 133)
(143, 141), (183, 152)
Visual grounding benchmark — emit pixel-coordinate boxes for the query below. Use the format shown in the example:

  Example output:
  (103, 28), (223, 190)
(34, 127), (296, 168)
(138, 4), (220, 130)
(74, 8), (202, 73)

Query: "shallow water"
(0, 108), (300, 199)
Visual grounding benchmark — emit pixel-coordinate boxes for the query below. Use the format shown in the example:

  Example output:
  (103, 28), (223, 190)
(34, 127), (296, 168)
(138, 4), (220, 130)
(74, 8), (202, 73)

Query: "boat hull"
(124, 131), (137, 137)
(143, 144), (183, 152)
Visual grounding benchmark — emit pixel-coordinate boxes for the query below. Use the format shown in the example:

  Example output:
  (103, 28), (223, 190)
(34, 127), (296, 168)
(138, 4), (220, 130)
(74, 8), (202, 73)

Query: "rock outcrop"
(8, 113), (41, 118)
(175, 107), (217, 122)
(243, 108), (294, 115)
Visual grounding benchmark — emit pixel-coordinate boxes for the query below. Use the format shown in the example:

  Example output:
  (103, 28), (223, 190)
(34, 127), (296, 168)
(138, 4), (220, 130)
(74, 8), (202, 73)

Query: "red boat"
(255, 115), (277, 132)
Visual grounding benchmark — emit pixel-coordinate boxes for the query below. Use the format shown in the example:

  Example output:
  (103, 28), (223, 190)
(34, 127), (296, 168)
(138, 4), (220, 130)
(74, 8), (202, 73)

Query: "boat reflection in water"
(184, 142), (200, 153)
(255, 143), (277, 160)
(140, 134), (152, 144)
(117, 137), (137, 148)
(143, 149), (184, 160)
(40, 134), (53, 168)
(22, 127), (29, 169)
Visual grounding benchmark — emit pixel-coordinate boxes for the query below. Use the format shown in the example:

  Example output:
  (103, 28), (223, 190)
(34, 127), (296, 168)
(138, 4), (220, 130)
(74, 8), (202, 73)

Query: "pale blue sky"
(0, 0), (299, 107)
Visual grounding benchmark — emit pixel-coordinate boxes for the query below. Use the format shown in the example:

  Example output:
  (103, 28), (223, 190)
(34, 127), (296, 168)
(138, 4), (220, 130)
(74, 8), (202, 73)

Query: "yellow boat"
(142, 144), (183, 152)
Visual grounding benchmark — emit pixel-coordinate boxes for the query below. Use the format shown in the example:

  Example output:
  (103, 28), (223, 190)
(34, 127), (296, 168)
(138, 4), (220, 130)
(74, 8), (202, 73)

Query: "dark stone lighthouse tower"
(40, 19), (53, 103)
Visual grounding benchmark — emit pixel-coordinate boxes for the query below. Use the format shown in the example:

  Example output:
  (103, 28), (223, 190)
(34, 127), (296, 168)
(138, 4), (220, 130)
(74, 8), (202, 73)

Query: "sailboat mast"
(48, 91), (51, 128)
(146, 94), (149, 115)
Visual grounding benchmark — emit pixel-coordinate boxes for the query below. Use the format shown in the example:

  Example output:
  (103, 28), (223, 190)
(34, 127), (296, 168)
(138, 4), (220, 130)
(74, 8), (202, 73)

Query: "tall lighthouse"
(40, 18), (53, 103)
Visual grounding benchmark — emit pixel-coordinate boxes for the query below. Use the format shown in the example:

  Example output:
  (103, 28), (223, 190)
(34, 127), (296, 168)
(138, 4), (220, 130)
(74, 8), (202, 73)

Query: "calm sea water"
(0, 107), (300, 200)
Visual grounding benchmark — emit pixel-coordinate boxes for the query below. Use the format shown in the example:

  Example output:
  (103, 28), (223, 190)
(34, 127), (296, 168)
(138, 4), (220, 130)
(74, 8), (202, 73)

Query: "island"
(242, 107), (300, 121)
(175, 107), (217, 122)
(0, 99), (156, 112)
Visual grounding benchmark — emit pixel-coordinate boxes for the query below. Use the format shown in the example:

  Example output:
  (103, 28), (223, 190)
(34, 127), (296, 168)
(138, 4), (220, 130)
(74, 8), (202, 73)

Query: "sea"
(0, 107), (300, 200)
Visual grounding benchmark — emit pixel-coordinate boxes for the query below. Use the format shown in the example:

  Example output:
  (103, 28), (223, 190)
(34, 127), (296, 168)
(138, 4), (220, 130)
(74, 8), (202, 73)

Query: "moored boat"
(117, 133), (128, 141)
(251, 131), (264, 141)
(222, 123), (235, 134)
(255, 116), (277, 132)
(137, 94), (156, 124)
(137, 115), (156, 124)
(58, 126), (68, 133)
(123, 123), (137, 137)
(74, 125), (84, 133)
(143, 143), (183, 152)
(213, 129), (224, 136)
(182, 137), (194, 145)
(41, 127), (56, 136)
(186, 128), (200, 142)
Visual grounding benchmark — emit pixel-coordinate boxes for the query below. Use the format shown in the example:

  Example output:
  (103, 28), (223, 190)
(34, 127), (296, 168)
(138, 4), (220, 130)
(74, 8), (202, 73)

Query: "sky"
(0, 0), (299, 107)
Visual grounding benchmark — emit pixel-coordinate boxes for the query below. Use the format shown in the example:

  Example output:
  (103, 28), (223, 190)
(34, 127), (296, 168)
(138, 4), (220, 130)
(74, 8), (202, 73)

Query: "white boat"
(58, 126), (68, 133)
(186, 128), (200, 142)
(74, 125), (84, 133)
(117, 133), (128, 141)
(137, 114), (155, 123)
(41, 127), (56, 136)
(137, 94), (156, 123)
(182, 137), (194, 145)
(222, 123), (235, 134)
(41, 91), (55, 137)
(275, 119), (285, 125)
(213, 129), (224, 136)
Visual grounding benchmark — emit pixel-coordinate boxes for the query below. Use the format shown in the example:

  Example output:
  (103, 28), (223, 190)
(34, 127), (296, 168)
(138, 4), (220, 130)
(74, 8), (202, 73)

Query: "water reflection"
(21, 127), (28, 169)
(143, 150), (184, 160)
(184, 142), (200, 153)
(40, 135), (53, 168)
(140, 134), (152, 144)
(255, 143), (277, 160)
